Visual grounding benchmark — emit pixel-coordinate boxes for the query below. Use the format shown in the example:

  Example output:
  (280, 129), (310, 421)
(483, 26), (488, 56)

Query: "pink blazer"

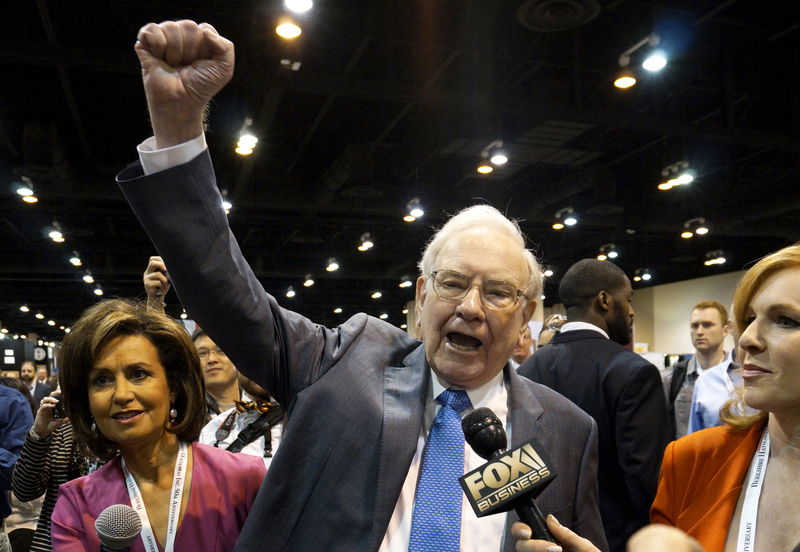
(52, 442), (266, 551)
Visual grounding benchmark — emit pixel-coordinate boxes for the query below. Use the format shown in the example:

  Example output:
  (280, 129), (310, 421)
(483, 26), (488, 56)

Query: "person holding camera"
(11, 393), (94, 552)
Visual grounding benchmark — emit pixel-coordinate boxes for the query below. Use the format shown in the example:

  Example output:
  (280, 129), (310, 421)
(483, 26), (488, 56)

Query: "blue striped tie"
(408, 389), (472, 552)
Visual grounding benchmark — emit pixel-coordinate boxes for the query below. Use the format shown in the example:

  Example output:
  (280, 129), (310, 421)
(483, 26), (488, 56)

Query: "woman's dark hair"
(59, 298), (206, 461)
(0, 376), (36, 417)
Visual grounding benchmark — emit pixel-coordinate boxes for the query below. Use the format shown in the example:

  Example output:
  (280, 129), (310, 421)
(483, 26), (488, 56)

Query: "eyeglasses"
(430, 269), (525, 311)
(197, 347), (227, 359)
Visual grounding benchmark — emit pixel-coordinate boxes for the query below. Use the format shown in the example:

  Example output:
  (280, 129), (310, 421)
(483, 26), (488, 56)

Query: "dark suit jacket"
(518, 330), (670, 552)
(31, 380), (52, 411)
(118, 151), (608, 552)
(651, 423), (764, 552)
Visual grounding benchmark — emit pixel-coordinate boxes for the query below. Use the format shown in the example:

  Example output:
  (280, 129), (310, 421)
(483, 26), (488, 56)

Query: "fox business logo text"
(461, 443), (552, 514)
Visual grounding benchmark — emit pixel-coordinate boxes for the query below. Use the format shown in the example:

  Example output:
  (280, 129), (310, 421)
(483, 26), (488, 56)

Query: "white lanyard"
(121, 441), (188, 552)
(737, 429), (770, 552)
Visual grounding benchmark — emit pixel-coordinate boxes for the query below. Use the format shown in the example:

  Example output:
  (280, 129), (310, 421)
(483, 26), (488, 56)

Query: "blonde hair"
(417, 205), (543, 300)
(720, 242), (800, 429)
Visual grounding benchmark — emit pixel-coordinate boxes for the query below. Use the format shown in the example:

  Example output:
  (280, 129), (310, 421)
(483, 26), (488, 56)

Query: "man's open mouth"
(447, 332), (482, 352)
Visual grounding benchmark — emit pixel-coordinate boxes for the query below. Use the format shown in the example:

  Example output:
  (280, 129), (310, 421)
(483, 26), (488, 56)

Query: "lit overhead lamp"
(402, 307), (409, 314)
(398, 277), (413, 288)
(35, 313), (44, 320)
(20, 305), (30, 313)
(400, 323), (408, 329)
(658, 161), (693, 190)
(681, 217), (709, 239)
(94, 286), (103, 296)
(357, 232), (374, 252)
(543, 267), (554, 278)
(236, 118), (258, 156)
(333, 307), (343, 314)
(284, 0), (313, 13)
(0, 328), (7, 333)
(481, 139), (509, 167)
(286, 286), (296, 298)
(222, 199), (233, 214)
(597, 243), (619, 261)
(476, 162), (494, 175)
(326, 258), (339, 272)
(404, 198), (424, 222)
(47, 320), (56, 326)
(303, 274), (315, 287)
(552, 207), (578, 230)
(633, 268), (652, 282)
(704, 250), (726, 266)
(371, 291), (382, 299)
(69, 252), (82, 267)
(276, 18), (302, 39)
(615, 33), (664, 89)
(379, 313), (389, 320)
(16, 177), (39, 204)
(64, 328), (71, 333)
(613, 65), (637, 89)
(83, 272), (95, 284)
(59, 325), (65, 330)
(180, 310), (188, 320)
(48, 221), (65, 243)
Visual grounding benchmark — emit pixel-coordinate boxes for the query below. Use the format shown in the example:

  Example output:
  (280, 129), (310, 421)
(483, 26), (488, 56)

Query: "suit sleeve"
(571, 418), (610, 552)
(614, 360), (672, 523)
(117, 153), (361, 409)
(650, 440), (678, 525)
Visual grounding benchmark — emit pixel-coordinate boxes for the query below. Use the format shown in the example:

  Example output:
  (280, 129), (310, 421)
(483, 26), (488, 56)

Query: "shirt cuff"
(137, 134), (207, 175)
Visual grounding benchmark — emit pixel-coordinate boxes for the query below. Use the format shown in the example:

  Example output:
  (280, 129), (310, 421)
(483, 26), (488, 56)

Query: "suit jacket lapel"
(370, 344), (429, 549)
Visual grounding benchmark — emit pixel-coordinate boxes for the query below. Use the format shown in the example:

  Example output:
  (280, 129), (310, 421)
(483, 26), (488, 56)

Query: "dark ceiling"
(1, 0), (799, 341)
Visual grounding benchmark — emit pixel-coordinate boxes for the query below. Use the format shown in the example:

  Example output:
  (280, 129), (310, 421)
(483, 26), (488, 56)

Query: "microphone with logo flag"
(459, 407), (557, 543)
(95, 504), (142, 552)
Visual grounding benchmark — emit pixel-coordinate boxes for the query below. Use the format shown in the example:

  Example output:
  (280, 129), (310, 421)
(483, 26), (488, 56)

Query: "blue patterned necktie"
(408, 389), (472, 552)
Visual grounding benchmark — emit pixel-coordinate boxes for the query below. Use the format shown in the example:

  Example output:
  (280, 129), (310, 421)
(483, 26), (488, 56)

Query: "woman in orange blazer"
(652, 243), (800, 552)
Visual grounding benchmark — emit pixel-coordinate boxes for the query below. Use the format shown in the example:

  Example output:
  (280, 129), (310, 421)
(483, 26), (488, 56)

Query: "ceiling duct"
(517, 0), (601, 32)
(315, 143), (373, 206)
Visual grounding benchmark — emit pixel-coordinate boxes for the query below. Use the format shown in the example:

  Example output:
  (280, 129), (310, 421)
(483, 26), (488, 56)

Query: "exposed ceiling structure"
(1, 0), (799, 341)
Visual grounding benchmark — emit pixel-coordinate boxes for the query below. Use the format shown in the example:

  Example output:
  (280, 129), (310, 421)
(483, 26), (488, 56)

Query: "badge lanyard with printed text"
(121, 441), (188, 552)
(736, 430), (769, 552)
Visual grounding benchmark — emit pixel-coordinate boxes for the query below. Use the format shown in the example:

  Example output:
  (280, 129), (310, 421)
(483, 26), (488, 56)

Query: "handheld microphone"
(459, 407), (557, 543)
(95, 504), (142, 552)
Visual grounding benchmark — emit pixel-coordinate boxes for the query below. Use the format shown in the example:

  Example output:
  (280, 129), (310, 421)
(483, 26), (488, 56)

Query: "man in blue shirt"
(0, 384), (34, 551)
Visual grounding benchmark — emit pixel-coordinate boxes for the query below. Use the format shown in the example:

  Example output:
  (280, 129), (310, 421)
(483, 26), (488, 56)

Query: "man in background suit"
(119, 20), (607, 552)
(18, 361), (50, 411)
(518, 259), (670, 552)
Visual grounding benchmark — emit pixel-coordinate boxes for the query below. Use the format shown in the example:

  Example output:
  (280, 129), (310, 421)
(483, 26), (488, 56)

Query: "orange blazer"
(650, 422), (765, 552)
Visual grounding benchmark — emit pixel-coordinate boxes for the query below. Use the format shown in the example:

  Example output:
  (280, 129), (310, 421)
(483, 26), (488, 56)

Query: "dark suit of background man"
(518, 259), (670, 552)
(18, 361), (51, 411)
(117, 20), (608, 552)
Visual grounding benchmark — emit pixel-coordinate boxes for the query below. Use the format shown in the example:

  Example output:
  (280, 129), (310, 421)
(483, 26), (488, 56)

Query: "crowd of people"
(1, 19), (799, 552)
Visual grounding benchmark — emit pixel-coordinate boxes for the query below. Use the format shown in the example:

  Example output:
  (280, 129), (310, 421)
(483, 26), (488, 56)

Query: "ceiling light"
(400, 323), (407, 329)
(0, 328), (7, 334)
(222, 199), (232, 214)
(476, 162), (493, 174)
(35, 313), (44, 319)
(614, 66), (637, 89)
(371, 291), (382, 299)
(402, 308), (408, 314)
(276, 21), (302, 39)
(399, 278), (413, 288)
(83, 272), (94, 284)
(598, 243), (619, 261)
(284, 0), (313, 13)
(180, 311), (188, 320)
(406, 198), (424, 219)
(553, 207), (578, 230)
(326, 259), (339, 272)
(333, 307), (343, 314)
(659, 161), (693, 190)
(357, 232), (374, 251)
(94, 286), (103, 296)
(642, 51), (667, 72)
(682, 217), (709, 239)
(59, 326), (65, 330)
(704, 250), (726, 266)
(20, 305), (30, 313)
(379, 313), (389, 320)
(64, 328), (71, 333)
(303, 274), (315, 287)
(286, 286), (296, 298)
(47, 320), (55, 326)
(49, 230), (64, 243)
(22, 195), (39, 204)
(403, 215), (416, 223)
(633, 268), (652, 282)
(238, 133), (258, 149)
(16, 186), (34, 197)
(235, 146), (253, 156)
(543, 268), (554, 278)
(69, 252), (82, 266)
(680, 230), (694, 239)
(490, 152), (508, 165)
(16, 178), (39, 203)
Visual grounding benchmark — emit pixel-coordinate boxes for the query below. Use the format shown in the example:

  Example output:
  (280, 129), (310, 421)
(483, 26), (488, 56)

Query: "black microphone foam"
(95, 504), (142, 552)
(460, 407), (557, 543)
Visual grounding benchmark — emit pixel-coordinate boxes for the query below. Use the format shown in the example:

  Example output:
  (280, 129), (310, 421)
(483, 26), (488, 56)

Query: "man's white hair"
(417, 204), (543, 301)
